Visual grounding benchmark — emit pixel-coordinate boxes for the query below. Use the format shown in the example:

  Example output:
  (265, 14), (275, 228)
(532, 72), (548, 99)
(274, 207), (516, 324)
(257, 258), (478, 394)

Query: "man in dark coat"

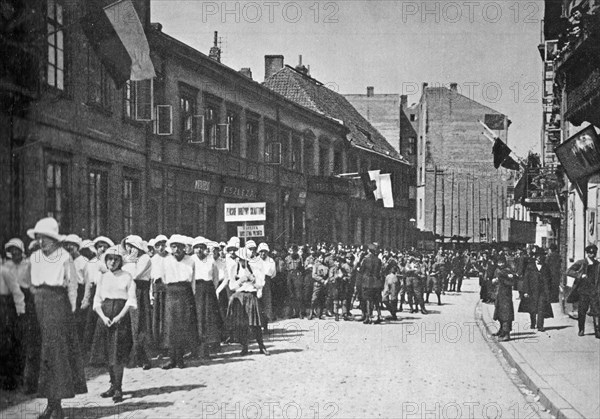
(566, 244), (600, 338)
(519, 252), (553, 332)
(359, 244), (383, 324)
(492, 255), (515, 341)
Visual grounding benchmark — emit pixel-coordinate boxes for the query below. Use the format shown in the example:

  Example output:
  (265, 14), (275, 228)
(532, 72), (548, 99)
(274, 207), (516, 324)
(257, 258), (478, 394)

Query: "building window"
(180, 93), (196, 141)
(410, 114), (416, 122)
(246, 119), (259, 160)
(124, 81), (136, 120)
(319, 146), (329, 176)
(89, 169), (108, 237)
(123, 177), (139, 235)
(407, 137), (416, 155)
(205, 106), (218, 146)
(47, 0), (64, 90)
(87, 49), (112, 111)
(45, 162), (68, 231)
(291, 134), (302, 171)
(333, 149), (343, 174)
(419, 198), (423, 220)
(227, 111), (239, 155)
(419, 136), (423, 155)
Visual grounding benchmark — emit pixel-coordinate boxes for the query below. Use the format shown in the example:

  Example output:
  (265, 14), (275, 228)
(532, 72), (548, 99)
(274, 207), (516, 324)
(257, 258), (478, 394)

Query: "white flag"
(380, 174), (394, 208)
(104, 0), (156, 81)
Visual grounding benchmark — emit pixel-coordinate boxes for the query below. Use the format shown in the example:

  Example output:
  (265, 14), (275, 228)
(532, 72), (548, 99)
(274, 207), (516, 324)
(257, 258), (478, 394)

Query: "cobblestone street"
(1, 278), (553, 419)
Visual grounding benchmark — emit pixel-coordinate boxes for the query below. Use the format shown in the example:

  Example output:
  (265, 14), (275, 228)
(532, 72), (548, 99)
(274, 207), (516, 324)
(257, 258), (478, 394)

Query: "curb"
(475, 300), (586, 419)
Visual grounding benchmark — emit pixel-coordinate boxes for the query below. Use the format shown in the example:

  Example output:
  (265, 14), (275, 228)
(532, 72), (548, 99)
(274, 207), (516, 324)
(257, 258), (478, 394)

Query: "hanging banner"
(224, 202), (266, 222)
(237, 224), (265, 238)
(555, 125), (600, 181)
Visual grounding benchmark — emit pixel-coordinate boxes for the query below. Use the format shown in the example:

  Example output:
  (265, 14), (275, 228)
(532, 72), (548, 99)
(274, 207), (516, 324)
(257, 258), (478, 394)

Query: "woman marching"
(226, 247), (269, 356)
(27, 217), (87, 419)
(122, 235), (153, 370)
(90, 246), (136, 403)
(191, 237), (223, 359)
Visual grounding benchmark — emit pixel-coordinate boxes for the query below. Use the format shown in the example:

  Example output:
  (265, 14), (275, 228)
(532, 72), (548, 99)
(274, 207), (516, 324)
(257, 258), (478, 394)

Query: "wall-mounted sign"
(224, 202), (266, 222)
(237, 224), (265, 238)
(194, 179), (210, 192)
(556, 126), (600, 181)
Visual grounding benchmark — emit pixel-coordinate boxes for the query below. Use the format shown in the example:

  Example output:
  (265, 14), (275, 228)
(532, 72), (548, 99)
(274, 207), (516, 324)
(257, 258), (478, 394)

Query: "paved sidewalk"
(478, 294), (600, 419)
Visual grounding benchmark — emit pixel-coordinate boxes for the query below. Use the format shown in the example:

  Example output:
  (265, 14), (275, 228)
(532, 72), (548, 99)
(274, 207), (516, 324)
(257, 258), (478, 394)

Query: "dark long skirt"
(194, 280), (224, 345)
(227, 291), (262, 343)
(493, 285), (515, 323)
(152, 280), (167, 350)
(82, 284), (97, 354)
(90, 299), (133, 366)
(33, 285), (87, 399)
(0, 295), (20, 390)
(164, 282), (198, 352)
(260, 277), (273, 323)
(20, 288), (41, 393)
(130, 280), (152, 366)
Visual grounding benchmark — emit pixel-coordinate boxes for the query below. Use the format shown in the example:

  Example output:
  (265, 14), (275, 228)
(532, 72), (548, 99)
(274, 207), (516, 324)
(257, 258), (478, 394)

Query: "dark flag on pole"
(513, 172), (527, 203)
(501, 155), (522, 171)
(492, 138), (512, 169)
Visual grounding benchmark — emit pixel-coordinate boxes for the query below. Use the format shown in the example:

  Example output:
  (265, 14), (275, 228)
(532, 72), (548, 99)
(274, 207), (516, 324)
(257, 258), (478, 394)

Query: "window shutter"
(213, 124), (230, 150)
(155, 105), (172, 135)
(135, 78), (153, 121)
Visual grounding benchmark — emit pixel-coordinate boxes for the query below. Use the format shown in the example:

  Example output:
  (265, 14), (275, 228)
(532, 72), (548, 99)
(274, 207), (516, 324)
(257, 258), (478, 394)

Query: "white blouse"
(0, 262), (25, 314)
(123, 253), (152, 282)
(30, 248), (78, 310)
(163, 255), (195, 284)
(230, 261), (264, 293)
(193, 255), (218, 286)
(93, 270), (137, 311)
(4, 259), (31, 289)
(73, 255), (87, 285)
(150, 253), (166, 280)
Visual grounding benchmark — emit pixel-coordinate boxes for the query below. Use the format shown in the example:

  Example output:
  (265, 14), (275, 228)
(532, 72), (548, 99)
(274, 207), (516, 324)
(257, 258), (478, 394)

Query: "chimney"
(264, 55), (284, 81)
(450, 82), (458, 92)
(367, 86), (374, 97)
(295, 54), (310, 75)
(209, 31), (221, 62)
(239, 68), (253, 80)
(400, 94), (407, 110)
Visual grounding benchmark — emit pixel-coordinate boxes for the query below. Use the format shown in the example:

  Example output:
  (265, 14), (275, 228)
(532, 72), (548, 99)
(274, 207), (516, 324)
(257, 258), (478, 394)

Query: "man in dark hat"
(284, 244), (304, 319)
(492, 255), (515, 341)
(567, 244), (600, 338)
(519, 249), (553, 333)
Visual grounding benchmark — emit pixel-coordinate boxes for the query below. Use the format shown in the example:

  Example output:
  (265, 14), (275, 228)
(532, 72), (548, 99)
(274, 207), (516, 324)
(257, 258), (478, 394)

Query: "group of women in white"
(0, 216), (276, 419)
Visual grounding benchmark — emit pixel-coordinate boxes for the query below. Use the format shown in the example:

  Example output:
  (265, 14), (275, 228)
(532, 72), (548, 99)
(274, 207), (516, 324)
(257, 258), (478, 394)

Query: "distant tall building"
(345, 87), (402, 154)
(405, 83), (511, 244)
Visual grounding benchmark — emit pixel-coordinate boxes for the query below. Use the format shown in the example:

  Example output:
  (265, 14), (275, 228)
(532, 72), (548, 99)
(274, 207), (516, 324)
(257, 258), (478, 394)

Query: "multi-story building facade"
(403, 83), (512, 245)
(541, 0), (600, 266)
(1, 0), (414, 249)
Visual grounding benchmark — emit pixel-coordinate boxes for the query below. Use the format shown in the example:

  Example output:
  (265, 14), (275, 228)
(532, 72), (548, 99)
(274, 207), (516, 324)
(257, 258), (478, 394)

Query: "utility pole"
(471, 172), (476, 241)
(458, 180), (461, 237)
(450, 172), (455, 239)
(466, 174), (469, 237)
(441, 172), (446, 245)
(478, 180), (482, 243)
(433, 166), (438, 240)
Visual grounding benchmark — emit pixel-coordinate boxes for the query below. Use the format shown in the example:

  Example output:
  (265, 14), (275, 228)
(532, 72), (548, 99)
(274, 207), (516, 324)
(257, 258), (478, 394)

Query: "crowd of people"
(1, 216), (600, 418)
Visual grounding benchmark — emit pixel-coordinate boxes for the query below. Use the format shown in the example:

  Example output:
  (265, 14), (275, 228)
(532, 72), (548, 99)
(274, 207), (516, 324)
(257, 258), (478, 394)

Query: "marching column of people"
(3, 215), (600, 416)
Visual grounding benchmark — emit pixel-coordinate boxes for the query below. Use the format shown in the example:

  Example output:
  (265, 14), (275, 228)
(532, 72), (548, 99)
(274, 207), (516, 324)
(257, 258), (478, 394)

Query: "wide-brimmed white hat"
(148, 238), (157, 248)
(235, 247), (251, 260)
(226, 237), (240, 250)
(63, 234), (83, 248)
(27, 217), (64, 241)
(192, 236), (209, 248)
(80, 239), (98, 255)
(257, 242), (270, 253)
(154, 234), (168, 244)
(4, 238), (25, 253)
(206, 241), (219, 249)
(245, 240), (257, 249)
(167, 234), (187, 247)
(125, 235), (145, 252)
(93, 236), (115, 248)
